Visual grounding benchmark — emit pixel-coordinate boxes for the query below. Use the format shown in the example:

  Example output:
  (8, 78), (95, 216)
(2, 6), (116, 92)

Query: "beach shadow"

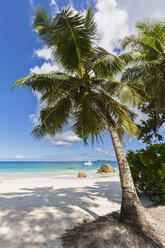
(62, 212), (164, 248)
(0, 181), (121, 248)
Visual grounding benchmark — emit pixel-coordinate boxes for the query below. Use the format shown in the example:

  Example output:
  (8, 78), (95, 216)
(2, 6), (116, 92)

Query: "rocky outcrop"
(97, 164), (115, 173)
(77, 172), (87, 178)
(68, 166), (75, 169)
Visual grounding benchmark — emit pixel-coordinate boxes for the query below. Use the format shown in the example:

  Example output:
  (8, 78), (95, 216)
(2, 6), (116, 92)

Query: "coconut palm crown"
(13, 6), (142, 144)
(121, 19), (165, 108)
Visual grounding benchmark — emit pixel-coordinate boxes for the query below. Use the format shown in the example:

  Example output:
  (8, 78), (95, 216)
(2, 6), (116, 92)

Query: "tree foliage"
(137, 100), (165, 144)
(121, 19), (165, 142)
(127, 143), (165, 203)
(12, 6), (143, 145)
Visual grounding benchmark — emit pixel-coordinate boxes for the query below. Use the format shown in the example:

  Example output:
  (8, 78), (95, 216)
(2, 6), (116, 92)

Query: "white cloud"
(159, 123), (165, 132)
(29, 0), (34, 9)
(50, 0), (60, 13)
(94, 147), (111, 155)
(31, 44), (61, 74)
(49, 140), (73, 147)
(95, 0), (129, 52)
(29, 91), (42, 126)
(15, 155), (26, 159)
(68, 0), (74, 8)
(5, 155), (27, 160)
(117, 0), (165, 33)
(94, 0), (165, 52)
(30, 61), (60, 74)
(33, 46), (53, 61)
(47, 131), (81, 147)
(56, 131), (80, 142)
(29, 113), (39, 126)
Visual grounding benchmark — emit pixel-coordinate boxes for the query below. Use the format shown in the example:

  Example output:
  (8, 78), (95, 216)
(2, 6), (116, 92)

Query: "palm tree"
(13, 6), (146, 225)
(121, 19), (165, 109)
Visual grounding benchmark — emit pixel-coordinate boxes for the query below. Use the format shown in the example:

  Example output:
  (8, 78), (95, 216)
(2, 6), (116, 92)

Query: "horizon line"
(0, 160), (117, 162)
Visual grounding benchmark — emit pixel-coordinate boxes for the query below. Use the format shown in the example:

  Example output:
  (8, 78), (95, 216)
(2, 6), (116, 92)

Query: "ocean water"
(0, 161), (119, 180)
(0, 161), (118, 173)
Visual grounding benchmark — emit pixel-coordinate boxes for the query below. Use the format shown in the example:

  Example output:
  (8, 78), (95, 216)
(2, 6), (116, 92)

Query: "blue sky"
(0, 0), (164, 161)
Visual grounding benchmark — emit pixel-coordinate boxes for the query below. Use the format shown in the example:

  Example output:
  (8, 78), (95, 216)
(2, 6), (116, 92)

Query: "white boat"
(84, 161), (93, 166)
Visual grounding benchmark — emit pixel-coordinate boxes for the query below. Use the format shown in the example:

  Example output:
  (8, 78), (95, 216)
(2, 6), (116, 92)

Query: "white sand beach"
(0, 172), (164, 248)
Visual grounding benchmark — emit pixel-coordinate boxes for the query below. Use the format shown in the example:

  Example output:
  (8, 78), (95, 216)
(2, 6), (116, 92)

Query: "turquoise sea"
(0, 161), (118, 173)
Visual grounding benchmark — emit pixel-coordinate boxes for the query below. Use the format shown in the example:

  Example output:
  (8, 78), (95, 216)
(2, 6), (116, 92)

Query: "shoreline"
(0, 169), (119, 180)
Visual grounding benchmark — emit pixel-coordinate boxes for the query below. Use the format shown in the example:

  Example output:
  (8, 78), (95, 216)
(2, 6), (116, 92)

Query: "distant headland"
(94, 159), (117, 163)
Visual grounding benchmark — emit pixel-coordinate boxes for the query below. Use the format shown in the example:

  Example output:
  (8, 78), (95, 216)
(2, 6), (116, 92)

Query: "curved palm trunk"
(109, 125), (147, 225)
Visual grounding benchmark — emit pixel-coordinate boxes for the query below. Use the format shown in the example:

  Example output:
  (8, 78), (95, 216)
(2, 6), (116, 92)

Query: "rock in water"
(97, 164), (115, 173)
(77, 172), (87, 178)
(68, 166), (75, 169)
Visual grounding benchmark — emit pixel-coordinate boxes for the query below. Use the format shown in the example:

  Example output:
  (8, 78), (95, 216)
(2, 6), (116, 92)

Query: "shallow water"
(0, 161), (118, 172)
(0, 161), (118, 179)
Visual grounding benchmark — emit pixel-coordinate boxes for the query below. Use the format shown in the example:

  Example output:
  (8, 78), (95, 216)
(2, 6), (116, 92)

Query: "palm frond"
(72, 92), (107, 145)
(92, 78), (145, 107)
(121, 18), (165, 109)
(121, 35), (160, 59)
(12, 72), (75, 92)
(119, 51), (145, 65)
(121, 60), (160, 83)
(84, 6), (97, 41)
(32, 96), (72, 138)
(87, 47), (124, 77)
(33, 7), (95, 74)
(83, 89), (138, 143)
(109, 79), (145, 107)
(137, 19), (165, 52)
(136, 19), (165, 40)
(33, 6), (52, 39)
(12, 76), (30, 90)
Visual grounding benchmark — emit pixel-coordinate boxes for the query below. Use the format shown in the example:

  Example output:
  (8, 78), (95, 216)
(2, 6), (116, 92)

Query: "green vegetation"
(121, 19), (165, 143)
(121, 19), (165, 204)
(137, 101), (165, 144)
(127, 143), (165, 203)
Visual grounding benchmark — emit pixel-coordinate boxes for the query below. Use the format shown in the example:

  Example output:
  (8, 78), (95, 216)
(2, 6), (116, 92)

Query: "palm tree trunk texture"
(109, 125), (147, 225)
